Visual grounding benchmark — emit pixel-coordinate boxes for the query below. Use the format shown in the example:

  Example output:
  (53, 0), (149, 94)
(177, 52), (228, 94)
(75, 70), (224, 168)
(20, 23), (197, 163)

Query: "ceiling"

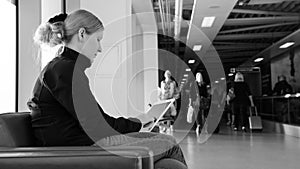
(215, 0), (300, 70)
(143, 0), (300, 81)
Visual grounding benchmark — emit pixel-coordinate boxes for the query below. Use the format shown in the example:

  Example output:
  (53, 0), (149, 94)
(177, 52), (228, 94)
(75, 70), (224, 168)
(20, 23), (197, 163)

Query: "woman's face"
(81, 30), (103, 63)
(164, 71), (171, 79)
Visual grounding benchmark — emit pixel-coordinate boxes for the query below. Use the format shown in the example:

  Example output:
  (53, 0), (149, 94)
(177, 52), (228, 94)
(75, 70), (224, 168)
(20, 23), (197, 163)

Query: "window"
(41, 44), (61, 68)
(0, 0), (16, 113)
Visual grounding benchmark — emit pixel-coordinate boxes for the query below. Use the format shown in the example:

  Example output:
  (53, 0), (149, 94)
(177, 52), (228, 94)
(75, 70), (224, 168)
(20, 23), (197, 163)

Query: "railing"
(254, 94), (300, 126)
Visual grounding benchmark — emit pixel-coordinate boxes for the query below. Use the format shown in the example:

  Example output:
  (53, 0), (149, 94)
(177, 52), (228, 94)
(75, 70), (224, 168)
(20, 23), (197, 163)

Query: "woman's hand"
(142, 117), (157, 128)
(249, 95), (255, 107)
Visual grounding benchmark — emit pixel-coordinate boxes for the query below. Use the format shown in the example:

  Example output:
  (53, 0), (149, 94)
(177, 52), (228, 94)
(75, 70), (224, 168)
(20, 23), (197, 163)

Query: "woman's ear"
(78, 27), (87, 41)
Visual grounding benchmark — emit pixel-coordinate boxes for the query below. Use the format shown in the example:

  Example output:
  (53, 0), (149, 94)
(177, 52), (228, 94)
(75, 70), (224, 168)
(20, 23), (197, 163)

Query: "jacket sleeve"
(97, 105), (142, 134)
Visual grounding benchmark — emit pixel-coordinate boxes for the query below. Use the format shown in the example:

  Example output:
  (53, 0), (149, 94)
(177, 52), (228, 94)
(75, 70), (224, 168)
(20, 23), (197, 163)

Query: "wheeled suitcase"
(248, 106), (263, 131)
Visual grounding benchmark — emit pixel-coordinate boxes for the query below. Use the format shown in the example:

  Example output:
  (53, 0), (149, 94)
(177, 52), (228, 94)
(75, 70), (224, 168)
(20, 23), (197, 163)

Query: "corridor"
(175, 127), (300, 169)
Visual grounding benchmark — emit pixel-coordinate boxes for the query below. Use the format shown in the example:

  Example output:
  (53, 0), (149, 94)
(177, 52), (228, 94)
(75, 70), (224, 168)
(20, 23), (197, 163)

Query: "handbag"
(187, 105), (194, 123)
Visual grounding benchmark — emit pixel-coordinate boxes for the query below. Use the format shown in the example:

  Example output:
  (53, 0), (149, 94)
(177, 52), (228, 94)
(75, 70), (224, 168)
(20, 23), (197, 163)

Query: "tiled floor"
(172, 126), (300, 169)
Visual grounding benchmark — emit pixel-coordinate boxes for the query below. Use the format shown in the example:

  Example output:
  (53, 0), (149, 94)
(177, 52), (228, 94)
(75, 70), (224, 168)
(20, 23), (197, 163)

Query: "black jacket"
(190, 81), (208, 101)
(231, 81), (251, 105)
(273, 80), (293, 95)
(28, 47), (142, 146)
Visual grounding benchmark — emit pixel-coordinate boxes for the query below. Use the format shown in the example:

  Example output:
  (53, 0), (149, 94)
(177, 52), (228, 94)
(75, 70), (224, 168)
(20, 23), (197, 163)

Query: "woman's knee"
(126, 132), (156, 138)
(155, 133), (177, 144)
(124, 132), (178, 146)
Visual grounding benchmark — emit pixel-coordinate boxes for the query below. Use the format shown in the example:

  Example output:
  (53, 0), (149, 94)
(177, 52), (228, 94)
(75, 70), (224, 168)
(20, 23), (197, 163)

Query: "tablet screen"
(139, 99), (175, 132)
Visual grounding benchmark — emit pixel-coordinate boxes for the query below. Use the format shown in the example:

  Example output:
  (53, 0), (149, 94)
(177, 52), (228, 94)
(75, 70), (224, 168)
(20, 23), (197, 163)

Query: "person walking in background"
(171, 76), (181, 122)
(28, 10), (187, 169)
(273, 75), (293, 123)
(206, 81), (226, 134)
(273, 75), (293, 95)
(189, 72), (209, 134)
(159, 70), (178, 132)
(231, 72), (254, 131)
(226, 80), (235, 126)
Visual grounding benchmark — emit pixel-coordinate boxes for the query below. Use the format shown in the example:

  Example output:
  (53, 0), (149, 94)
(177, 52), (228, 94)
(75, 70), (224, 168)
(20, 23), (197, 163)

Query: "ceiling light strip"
(279, 42), (295, 49)
(188, 60), (195, 64)
(201, 16), (216, 27)
(254, 58), (264, 62)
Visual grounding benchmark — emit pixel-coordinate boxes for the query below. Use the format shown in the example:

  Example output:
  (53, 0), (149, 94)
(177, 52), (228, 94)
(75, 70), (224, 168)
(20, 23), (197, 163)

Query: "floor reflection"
(173, 126), (300, 169)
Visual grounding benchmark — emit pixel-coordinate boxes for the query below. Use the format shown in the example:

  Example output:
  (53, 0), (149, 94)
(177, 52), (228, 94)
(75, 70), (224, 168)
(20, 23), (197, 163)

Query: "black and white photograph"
(0, 0), (300, 168)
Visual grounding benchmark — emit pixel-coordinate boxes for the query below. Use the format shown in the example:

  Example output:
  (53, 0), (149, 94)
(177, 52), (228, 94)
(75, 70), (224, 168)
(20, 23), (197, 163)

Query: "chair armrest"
(0, 146), (154, 169)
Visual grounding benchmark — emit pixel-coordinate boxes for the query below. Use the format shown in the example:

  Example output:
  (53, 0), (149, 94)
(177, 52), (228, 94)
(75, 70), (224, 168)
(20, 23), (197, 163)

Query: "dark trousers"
(195, 109), (208, 128)
(232, 103), (248, 128)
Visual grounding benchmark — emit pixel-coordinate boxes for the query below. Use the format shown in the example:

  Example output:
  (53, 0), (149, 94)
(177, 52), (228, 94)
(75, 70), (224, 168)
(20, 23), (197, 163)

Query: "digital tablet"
(139, 99), (175, 132)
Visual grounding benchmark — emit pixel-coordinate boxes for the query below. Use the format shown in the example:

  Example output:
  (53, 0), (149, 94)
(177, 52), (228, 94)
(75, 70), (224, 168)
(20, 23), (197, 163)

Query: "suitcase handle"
(249, 106), (258, 116)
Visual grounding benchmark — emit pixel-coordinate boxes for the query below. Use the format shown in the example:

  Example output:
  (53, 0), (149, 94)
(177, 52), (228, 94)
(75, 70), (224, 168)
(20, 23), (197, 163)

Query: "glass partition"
(255, 94), (300, 126)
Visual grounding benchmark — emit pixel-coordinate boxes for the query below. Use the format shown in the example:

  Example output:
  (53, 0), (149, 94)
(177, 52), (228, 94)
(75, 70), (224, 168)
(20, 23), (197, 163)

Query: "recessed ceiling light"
(254, 58), (264, 62)
(182, 78), (187, 81)
(228, 73), (234, 76)
(215, 81), (219, 83)
(186, 68), (191, 72)
(188, 60), (195, 64)
(279, 42), (295, 49)
(237, 0), (249, 6)
(201, 16), (216, 28)
(238, 1), (244, 6)
(193, 45), (202, 51)
(220, 77), (226, 80)
(183, 74), (188, 77)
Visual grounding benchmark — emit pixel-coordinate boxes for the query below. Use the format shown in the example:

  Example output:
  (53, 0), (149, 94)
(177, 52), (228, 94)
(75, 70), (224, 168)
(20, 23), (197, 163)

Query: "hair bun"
(48, 13), (68, 23)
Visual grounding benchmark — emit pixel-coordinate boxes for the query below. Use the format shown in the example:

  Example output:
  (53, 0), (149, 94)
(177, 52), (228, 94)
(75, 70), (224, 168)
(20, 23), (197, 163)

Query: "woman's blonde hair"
(234, 72), (244, 82)
(34, 9), (104, 47)
(164, 70), (171, 77)
(196, 72), (203, 83)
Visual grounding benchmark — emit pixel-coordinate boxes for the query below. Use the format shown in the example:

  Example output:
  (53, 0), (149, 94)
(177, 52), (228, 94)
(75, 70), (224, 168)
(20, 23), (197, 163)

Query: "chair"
(0, 112), (154, 169)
